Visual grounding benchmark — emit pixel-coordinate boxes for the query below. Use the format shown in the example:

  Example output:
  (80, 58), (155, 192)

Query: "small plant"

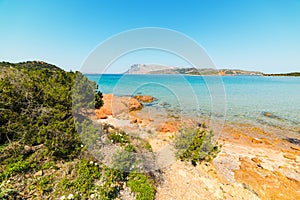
(127, 173), (156, 200)
(0, 156), (31, 182)
(108, 131), (130, 146)
(112, 150), (139, 172)
(35, 175), (53, 194)
(174, 128), (220, 166)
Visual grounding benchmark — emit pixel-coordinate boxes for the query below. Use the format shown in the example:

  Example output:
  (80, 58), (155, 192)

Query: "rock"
(128, 98), (143, 111)
(95, 94), (143, 118)
(134, 95), (154, 103)
(283, 153), (297, 161)
(291, 146), (300, 151)
(251, 157), (262, 163)
(34, 170), (43, 177)
(252, 138), (263, 144)
(107, 127), (115, 133)
(131, 119), (138, 124)
(95, 109), (108, 119)
(23, 144), (44, 154)
(262, 111), (282, 120)
(95, 94), (114, 119)
(158, 122), (179, 133)
(24, 145), (32, 152)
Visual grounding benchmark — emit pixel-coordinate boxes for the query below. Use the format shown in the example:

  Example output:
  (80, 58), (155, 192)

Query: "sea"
(86, 74), (300, 135)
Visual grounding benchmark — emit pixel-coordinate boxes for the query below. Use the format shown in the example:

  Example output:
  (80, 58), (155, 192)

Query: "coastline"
(94, 94), (300, 199)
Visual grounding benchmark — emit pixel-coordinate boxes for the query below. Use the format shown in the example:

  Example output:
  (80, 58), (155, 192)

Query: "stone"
(291, 146), (300, 151)
(252, 138), (263, 144)
(34, 170), (43, 177)
(128, 98), (143, 111)
(283, 153), (297, 161)
(158, 122), (179, 133)
(134, 95), (154, 103)
(95, 109), (108, 119)
(251, 157), (262, 163)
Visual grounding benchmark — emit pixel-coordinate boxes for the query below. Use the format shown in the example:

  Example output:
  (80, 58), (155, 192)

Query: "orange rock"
(252, 138), (263, 144)
(134, 95), (154, 103)
(235, 157), (300, 200)
(251, 157), (262, 163)
(283, 153), (297, 161)
(95, 109), (108, 119)
(291, 146), (300, 151)
(261, 138), (272, 145)
(100, 94), (113, 115)
(128, 98), (143, 111)
(158, 122), (179, 133)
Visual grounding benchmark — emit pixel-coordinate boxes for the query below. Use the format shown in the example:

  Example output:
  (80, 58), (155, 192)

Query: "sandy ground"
(96, 94), (300, 200)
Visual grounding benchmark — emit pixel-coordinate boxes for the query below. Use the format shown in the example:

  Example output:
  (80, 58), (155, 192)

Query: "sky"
(1, 0), (300, 73)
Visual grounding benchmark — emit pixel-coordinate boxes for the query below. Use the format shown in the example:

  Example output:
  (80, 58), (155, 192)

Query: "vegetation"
(0, 61), (156, 199)
(0, 61), (220, 199)
(174, 128), (220, 166)
(127, 173), (156, 200)
(264, 72), (300, 76)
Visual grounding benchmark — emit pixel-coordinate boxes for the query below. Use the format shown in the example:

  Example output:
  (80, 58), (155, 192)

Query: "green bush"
(174, 128), (220, 166)
(127, 173), (156, 200)
(0, 62), (103, 159)
(0, 156), (31, 182)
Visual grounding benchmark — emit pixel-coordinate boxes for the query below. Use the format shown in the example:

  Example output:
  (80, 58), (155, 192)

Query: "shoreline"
(94, 93), (300, 199)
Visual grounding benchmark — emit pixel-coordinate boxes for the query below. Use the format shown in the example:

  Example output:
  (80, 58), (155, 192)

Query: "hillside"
(264, 72), (300, 76)
(0, 61), (158, 199)
(124, 64), (263, 76)
(0, 60), (61, 71)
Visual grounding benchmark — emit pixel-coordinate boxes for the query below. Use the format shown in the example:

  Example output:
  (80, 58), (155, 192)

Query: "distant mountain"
(124, 64), (176, 74)
(124, 64), (264, 76)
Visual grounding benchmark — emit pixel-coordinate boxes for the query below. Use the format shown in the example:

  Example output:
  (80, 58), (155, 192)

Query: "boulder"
(134, 95), (154, 103)
(128, 98), (143, 111)
(95, 94), (143, 119)
(158, 122), (179, 133)
(95, 109), (108, 119)
(252, 138), (263, 144)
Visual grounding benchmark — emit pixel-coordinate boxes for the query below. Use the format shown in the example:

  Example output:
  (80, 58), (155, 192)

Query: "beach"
(93, 92), (300, 199)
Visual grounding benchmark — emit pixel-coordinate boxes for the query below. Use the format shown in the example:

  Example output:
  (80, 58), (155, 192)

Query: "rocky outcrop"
(95, 94), (143, 119)
(157, 121), (179, 133)
(134, 95), (154, 103)
(128, 97), (143, 111)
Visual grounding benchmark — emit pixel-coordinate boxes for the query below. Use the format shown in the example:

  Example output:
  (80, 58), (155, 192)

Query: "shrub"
(174, 128), (220, 166)
(127, 173), (156, 200)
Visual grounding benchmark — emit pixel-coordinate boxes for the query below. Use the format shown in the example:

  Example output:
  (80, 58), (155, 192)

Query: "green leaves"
(0, 63), (103, 158)
(174, 128), (220, 166)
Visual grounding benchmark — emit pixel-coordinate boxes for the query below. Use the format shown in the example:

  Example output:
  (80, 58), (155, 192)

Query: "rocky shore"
(95, 94), (300, 200)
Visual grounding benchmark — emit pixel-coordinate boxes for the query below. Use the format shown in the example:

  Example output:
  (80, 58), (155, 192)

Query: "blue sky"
(1, 0), (300, 73)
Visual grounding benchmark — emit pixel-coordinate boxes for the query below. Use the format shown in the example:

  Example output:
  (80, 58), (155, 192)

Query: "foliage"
(0, 62), (103, 158)
(58, 160), (124, 199)
(0, 156), (31, 182)
(127, 173), (156, 200)
(0, 61), (157, 199)
(174, 128), (220, 166)
(108, 131), (131, 146)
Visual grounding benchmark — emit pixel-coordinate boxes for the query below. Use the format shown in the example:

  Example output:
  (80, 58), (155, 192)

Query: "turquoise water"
(86, 74), (300, 133)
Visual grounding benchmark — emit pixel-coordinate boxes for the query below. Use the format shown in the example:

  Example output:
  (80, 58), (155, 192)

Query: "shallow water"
(86, 74), (300, 134)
